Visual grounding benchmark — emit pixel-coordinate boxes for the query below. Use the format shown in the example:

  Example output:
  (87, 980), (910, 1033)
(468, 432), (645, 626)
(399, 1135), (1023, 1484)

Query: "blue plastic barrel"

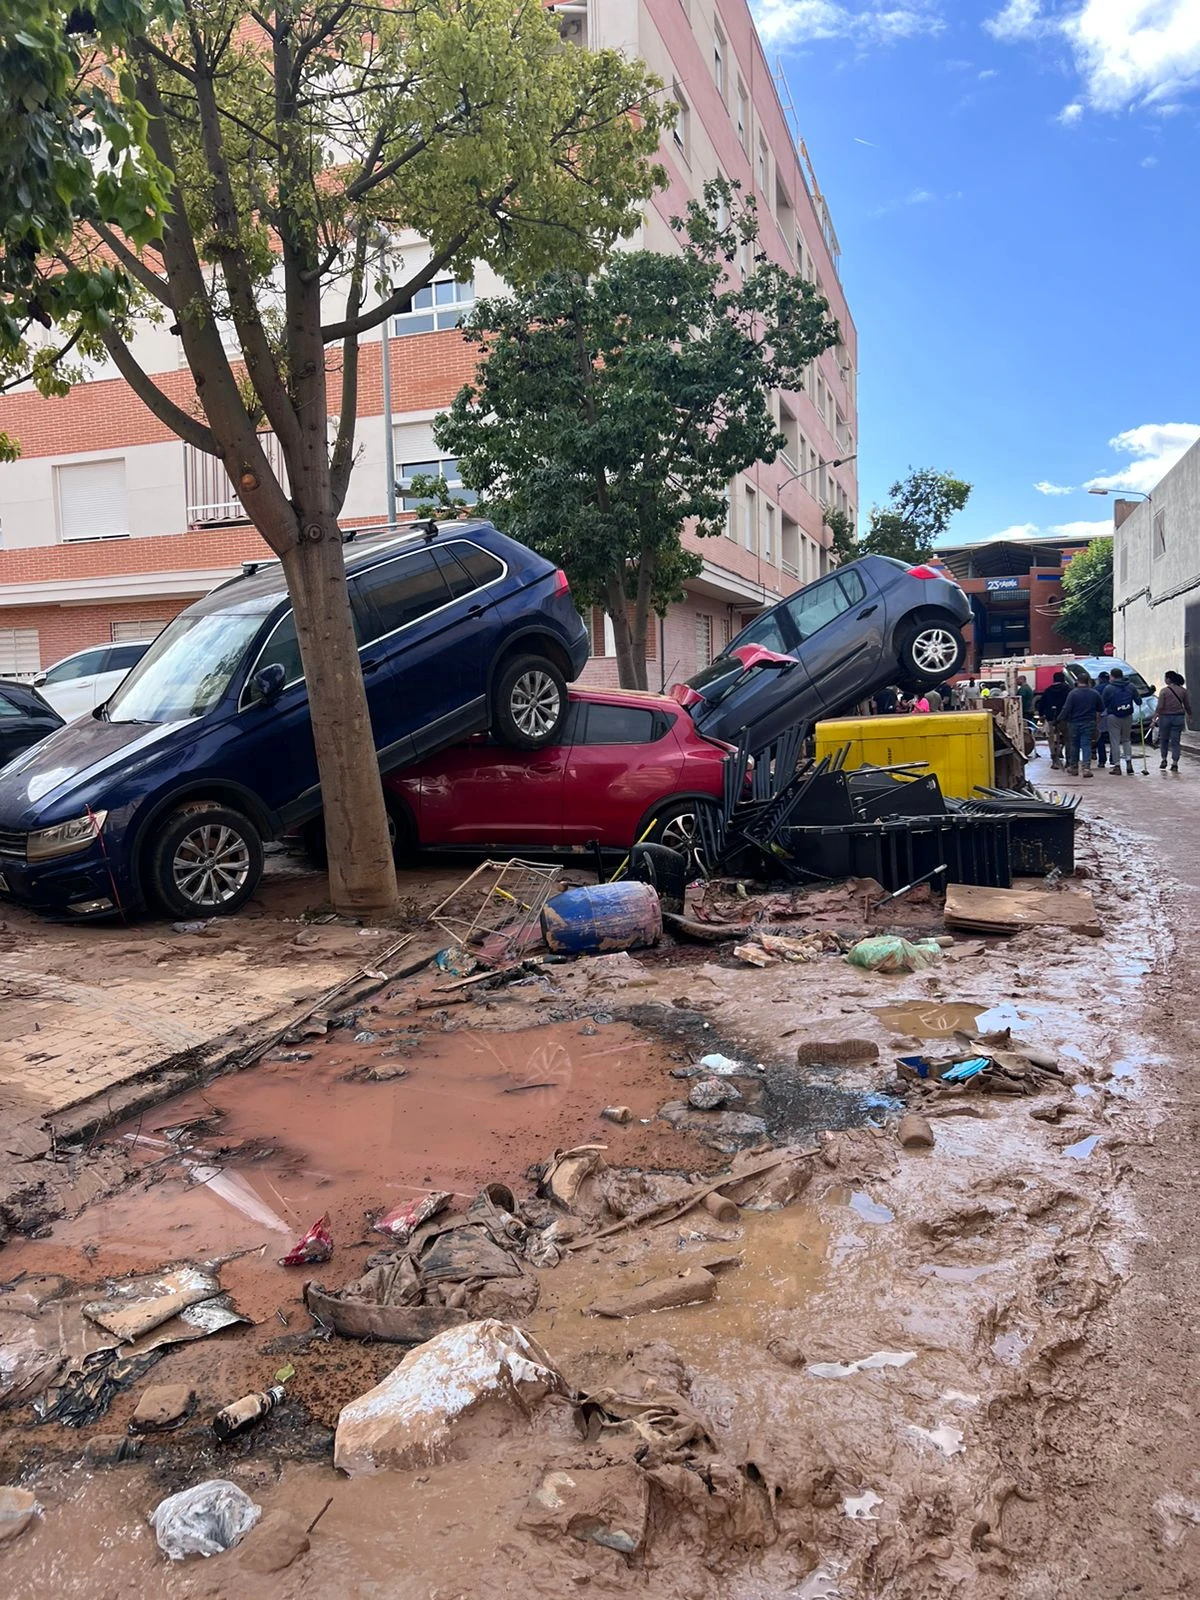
(541, 882), (662, 955)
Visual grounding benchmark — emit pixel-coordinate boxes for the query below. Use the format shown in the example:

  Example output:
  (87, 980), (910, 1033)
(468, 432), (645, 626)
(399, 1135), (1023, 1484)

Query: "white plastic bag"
(150, 1479), (261, 1560)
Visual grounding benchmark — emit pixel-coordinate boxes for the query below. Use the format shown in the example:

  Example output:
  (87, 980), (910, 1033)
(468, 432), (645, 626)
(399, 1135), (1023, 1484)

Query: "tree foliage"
(434, 180), (840, 688)
(0, 0), (666, 910)
(1054, 536), (1113, 654)
(859, 469), (972, 564)
(822, 503), (857, 565)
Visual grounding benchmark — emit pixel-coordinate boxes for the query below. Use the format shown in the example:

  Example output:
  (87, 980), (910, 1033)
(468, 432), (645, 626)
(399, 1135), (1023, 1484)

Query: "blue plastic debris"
(941, 1056), (990, 1084)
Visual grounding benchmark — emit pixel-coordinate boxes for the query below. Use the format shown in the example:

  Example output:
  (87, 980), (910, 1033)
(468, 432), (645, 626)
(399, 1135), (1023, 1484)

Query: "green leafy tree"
(0, 0), (665, 914)
(1054, 536), (1113, 654)
(822, 503), (857, 565)
(434, 180), (839, 689)
(859, 469), (972, 564)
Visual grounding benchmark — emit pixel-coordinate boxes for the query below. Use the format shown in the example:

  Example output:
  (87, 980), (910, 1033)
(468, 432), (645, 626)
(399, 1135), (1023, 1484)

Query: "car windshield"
(105, 610), (269, 723)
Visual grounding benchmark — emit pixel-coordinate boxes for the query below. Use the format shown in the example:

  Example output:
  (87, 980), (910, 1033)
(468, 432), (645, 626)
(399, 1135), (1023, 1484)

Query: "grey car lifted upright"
(681, 554), (972, 749)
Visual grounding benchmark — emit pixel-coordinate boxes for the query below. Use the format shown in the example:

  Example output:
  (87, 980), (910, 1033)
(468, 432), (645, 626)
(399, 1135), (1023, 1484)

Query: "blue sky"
(753, 1), (1200, 545)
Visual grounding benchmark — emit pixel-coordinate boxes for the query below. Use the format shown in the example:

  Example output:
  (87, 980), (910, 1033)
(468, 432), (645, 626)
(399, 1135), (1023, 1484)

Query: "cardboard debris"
(944, 882), (1101, 937)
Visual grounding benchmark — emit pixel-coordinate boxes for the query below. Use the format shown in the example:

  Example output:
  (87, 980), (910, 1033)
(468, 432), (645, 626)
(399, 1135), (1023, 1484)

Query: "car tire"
(897, 620), (966, 686)
(491, 654), (568, 749)
(648, 798), (720, 874)
(147, 804), (264, 919)
(303, 794), (416, 868)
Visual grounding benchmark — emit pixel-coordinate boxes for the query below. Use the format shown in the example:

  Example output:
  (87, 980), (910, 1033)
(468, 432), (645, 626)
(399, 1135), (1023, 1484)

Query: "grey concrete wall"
(1113, 435), (1200, 748)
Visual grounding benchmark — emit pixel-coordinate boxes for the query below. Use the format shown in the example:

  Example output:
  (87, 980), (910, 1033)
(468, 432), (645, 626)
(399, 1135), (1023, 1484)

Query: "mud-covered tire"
(147, 804), (263, 919)
(491, 654), (568, 749)
(648, 798), (720, 874)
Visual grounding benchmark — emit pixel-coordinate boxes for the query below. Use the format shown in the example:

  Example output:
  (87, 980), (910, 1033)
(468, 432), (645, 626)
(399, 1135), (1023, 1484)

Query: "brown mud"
(0, 791), (1183, 1599)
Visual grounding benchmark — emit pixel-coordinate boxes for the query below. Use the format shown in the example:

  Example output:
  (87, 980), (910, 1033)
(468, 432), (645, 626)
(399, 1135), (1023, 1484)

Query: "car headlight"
(26, 811), (107, 862)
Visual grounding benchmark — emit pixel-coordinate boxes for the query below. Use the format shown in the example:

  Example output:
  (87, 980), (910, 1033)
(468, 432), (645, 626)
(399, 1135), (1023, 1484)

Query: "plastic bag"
(150, 1479), (261, 1560)
(845, 936), (943, 974)
(278, 1214), (333, 1267)
(372, 1190), (452, 1243)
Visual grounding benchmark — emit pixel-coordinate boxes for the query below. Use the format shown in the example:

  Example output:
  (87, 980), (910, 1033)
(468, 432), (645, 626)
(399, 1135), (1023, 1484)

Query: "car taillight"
(906, 565), (941, 579)
(553, 569), (570, 595)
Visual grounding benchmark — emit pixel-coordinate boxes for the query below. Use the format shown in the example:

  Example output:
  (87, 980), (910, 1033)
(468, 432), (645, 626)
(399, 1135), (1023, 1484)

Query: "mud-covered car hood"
(0, 714), (193, 828)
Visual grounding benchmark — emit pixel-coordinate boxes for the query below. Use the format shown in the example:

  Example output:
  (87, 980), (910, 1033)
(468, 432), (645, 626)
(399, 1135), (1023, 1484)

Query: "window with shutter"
(111, 621), (158, 643)
(695, 613), (713, 669)
(55, 459), (129, 542)
(0, 628), (40, 677)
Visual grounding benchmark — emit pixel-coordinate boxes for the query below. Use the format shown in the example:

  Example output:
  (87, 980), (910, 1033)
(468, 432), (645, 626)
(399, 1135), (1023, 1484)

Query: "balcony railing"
(185, 434), (288, 527)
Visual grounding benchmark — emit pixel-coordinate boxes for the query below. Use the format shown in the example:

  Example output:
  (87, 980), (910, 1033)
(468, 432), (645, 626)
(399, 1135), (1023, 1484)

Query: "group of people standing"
(1034, 669), (1191, 777)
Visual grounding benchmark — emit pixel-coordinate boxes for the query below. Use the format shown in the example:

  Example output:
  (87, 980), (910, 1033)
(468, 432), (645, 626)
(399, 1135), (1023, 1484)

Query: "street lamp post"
(777, 452), (856, 496)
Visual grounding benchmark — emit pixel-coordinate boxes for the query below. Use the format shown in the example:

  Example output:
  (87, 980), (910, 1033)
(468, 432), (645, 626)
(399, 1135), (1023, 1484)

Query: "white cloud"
(991, 522), (1040, 539)
(978, 67), (999, 79)
(984, 2), (1200, 113)
(1085, 422), (1200, 493)
(870, 186), (961, 216)
(984, 0), (1048, 44)
(1141, 154), (1158, 166)
(752, 2), (944, 48)
(1035, 480), (1074, 495)
(1057, 101), (1084, 124)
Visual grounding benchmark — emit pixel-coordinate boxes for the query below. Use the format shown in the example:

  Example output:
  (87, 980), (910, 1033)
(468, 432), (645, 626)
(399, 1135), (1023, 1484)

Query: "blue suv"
(0, 520), (588, 919)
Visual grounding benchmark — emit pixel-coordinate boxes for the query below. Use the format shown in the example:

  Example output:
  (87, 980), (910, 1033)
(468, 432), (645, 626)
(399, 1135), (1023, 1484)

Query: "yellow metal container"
(815, 712), (995, 801)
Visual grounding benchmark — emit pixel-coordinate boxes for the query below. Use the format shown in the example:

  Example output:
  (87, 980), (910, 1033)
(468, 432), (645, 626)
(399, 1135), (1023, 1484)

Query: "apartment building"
(0, 0), (857, 689)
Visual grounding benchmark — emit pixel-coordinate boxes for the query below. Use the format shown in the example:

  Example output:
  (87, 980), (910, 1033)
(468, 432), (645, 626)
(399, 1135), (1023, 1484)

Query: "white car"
(34, 641), (153, 722)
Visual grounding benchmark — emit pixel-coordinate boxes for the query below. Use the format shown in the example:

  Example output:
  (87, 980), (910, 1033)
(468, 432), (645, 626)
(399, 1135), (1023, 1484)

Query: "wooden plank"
(944, 883), (1101, 937)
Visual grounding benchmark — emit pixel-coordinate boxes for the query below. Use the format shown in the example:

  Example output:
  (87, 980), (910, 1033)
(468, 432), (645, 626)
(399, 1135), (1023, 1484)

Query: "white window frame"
(764, 502), (776, 564)
(54, 457), (130, 544)
(671, 82), (690, 160)
(743, 484), (757, 552)
(391, 277), (475, 337)
(395, 453), (478, 511)
(713, 27), (726, 101)
(736, 82), (748, 149)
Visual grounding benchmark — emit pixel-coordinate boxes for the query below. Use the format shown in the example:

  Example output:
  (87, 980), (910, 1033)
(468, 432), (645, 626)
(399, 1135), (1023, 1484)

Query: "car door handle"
(857, 605), (878, 618)
(529, 763), (559, 775)
(466, 604), (484, 617)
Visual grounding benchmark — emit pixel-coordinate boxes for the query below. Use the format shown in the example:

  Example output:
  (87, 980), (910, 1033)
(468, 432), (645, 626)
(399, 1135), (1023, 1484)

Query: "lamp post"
(1087, 486), (1150, 503)
(777, 452), (856, 495)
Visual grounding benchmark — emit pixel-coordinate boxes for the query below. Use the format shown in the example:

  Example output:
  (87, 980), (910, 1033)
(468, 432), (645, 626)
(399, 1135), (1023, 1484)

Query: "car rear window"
(107, 644), (150, 670)
(357, 549), (454, 639)
(452, 544), (505, 588)
(583, 704), (661, 744)
(45, 649), (107, 684)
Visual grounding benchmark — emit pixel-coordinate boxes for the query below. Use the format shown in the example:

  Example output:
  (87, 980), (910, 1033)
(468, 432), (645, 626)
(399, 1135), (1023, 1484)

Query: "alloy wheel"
(910, 627), (960, 675)
(510, 669), (561, 739)
(172, 823), (252, 909)
(658, 809), (708, 874)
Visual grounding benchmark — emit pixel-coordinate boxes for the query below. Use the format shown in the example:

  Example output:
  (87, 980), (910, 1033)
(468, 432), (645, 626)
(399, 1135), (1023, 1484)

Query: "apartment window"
(714, 175), (729, 232)
(397, 456), (478, 510)
(671, 83), (690, 159)
(736, 83), (748, 149)
(757, 137), (768, 194)
(713, 28), (726, 100)
(775, 176), (795, 255)
(764, 502), (776, 562)
(695, 612), (714, 669)
(1153, 509), (1167, 559)
(782, 516), (800, 577)
(56, 458), (128, 543)
(743, 484), (757, 551)
(111, 621), (158, 644)
(780, 405), (800, 468)
(724, 489), (735, 540)
(0, 628), (39, 677)
(392, 277), (474, 336)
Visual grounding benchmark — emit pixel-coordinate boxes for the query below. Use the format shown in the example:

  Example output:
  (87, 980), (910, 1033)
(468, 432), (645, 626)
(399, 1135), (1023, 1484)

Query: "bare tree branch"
(97, 325), (220, 455)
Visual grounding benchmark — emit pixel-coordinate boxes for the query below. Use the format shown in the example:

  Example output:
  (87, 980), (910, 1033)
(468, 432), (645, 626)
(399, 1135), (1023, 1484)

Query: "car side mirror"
(33, 673), (47, 687)
(251, 662), (287, 705)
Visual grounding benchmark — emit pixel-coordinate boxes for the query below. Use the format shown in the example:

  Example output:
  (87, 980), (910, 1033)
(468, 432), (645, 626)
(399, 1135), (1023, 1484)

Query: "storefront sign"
(985, 577), (1020, 592)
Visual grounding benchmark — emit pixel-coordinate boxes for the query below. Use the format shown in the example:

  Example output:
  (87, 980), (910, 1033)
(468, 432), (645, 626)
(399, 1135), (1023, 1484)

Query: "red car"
(375, 687), (731, 857)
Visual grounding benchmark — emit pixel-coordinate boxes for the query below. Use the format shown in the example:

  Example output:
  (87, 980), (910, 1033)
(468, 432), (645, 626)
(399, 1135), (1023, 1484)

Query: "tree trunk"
(606, 577), (648, 690)
(281, 522), (398, 917)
